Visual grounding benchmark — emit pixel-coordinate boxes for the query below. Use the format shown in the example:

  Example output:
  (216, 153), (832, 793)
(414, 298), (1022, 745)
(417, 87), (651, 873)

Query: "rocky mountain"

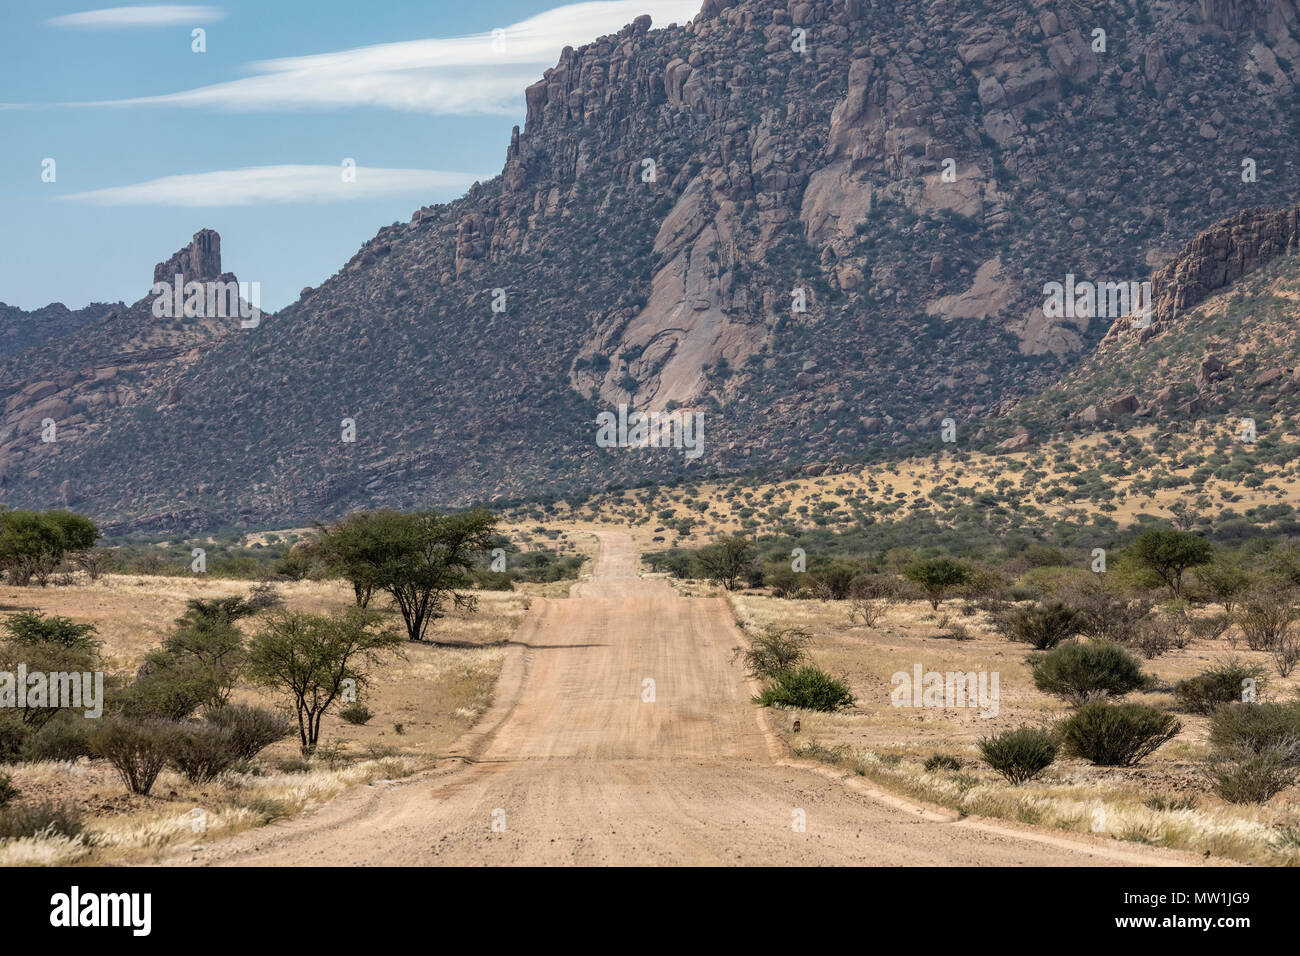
(4, 0), (1300, 532)
(0, 301), (122, 362)
(1002, 200), (1300, 439)
(0, 229), (252, 505)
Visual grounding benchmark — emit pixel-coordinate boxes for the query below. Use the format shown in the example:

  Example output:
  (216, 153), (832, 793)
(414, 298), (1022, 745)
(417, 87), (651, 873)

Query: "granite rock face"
(5, 0), (1300, 530)
(0, 231), (249, 502)
(153, 229), (225, 285)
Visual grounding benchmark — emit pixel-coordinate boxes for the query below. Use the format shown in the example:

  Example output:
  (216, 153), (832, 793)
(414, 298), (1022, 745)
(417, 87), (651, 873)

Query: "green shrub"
(0, 772), (16, 807)
(1173, 659), (1267, 714)
(0, 800), (85, 840)
(1, 611), (99, 651)
(1208, 701), (1300, 754)
(924, 754), (961, 772)
(0, 715), (29, 763)
(20, 712), (93, 762)
(471, 570), (515, 591)
(339, 702), (373, 725)
(87, 718), (177, 795)
(734, 625), (810, 680)
(117, 657), (212, 722)
(1206, 745), (1299, 803)
(753, 666), (855, 711)
(1057, 702), (1180, 767)
(170, 723), (239, 783)
(903, 557), (970, 610)
(1030, 641), (1147, 704)
(204, 705), (292, 761)
(999, 602), (1082, 649)
(979, 727), (1056, 784)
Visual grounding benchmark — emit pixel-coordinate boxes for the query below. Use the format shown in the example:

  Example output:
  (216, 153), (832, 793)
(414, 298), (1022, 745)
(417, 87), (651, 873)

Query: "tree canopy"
(0, 509), (98, 586)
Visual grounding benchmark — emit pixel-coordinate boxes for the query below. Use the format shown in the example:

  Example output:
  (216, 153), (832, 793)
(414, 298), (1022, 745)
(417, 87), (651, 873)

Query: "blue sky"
(0, 0), (699, 311)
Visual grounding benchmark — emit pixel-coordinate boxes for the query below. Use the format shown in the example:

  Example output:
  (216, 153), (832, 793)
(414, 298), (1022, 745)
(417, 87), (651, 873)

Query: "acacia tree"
(903, 557), (970, 610)
(247, 608), (402, 754)
(0, 510), (98, 586)
(0, 612), (101, 728)
(694, 536), (756, 591)
(142, 597), (260, 711)
(370, 509), (497, 642)
(1125, 528), (1214, 597)
(314, 512), (393, 607)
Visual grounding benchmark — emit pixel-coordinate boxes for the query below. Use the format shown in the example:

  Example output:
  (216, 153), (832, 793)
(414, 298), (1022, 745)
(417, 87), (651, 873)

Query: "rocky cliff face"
(152, 229), (228, 286)
(0, 231), (248, 505)
(1006, 199), (1300, 439)
(1102, 202), (1300, 343)
(6, 0), (1300, 531)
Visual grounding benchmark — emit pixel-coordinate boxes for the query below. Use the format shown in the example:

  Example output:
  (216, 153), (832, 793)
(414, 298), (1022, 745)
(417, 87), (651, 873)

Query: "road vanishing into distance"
(182, 533), (1209, 866)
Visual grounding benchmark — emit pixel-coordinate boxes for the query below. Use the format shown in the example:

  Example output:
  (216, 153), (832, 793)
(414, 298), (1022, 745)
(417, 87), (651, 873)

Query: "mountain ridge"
(4, 0), (1300, 532)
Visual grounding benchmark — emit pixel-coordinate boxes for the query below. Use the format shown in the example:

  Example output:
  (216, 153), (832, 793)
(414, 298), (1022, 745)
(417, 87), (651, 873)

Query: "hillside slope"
(0, 301), (122, 362)
(0, 230), (254, 504)
(5, 0), (1300, 531)
(1005, 202), (1300, 441)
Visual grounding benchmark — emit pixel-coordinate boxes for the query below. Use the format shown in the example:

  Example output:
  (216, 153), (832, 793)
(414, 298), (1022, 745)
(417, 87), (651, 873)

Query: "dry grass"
(798, 744), (1299, 865)
(0, 573), (538, 864)
(0, 755), (426, 866)
(732, 590), (1300, 864)
(505, 421), (1300, 545)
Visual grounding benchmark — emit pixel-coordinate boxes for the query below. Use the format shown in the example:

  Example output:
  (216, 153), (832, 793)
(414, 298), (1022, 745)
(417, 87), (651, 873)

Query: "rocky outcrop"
(153, 228), (224, 285)
(6, 1), (1300, 528)
(0, 230), (249, 490)
(1104, 203), (1300, 342)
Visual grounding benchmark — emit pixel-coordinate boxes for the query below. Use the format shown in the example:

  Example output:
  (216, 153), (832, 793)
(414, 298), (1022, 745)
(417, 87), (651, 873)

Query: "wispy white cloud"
(68, 0), (700, 115)
(46, 5), (224, 29)
(59, 164), (487, 206)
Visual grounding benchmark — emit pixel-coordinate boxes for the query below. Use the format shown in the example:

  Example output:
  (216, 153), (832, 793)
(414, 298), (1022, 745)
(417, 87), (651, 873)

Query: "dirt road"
(184, 533), (1209, 865)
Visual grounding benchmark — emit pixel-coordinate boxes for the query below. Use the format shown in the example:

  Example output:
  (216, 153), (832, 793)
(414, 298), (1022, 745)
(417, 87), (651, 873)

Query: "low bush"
(1058, 585), (1151, 644)
(471, 570), (515, 591)
(979, 727), (1056, 784)
(1030, 641), (1148, 704)
(204, 705), (292, 761)
(0, 800), (85, 840)
(1234, 589), (1296, 651)
(116, 659), (211, 722)
(998, 602), (1081, 649)
(734, 625), (810, 681)
(1188, 613), (1232, 642)
(170, 723), (239, 783)
(1208, 701), (1300, 754)
(87, 718), (177, 795)
(753, 666), (855, 711)
(1057, 702), (1180, 767)
(847, 598), (884, 627)
(1128, 614), (1186, 659)
(245, 581), (284, 611)
(20, 713), (93, 763)
(1173, 659), (1267, 715)
(0, 715), (28, 763)
(0, 772), (16, 807)
(1205, 745), (1300, 804)
(1272, 629), (1300, 678)
(339, 703), (373, 725)
(924, 754), (961, 772)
